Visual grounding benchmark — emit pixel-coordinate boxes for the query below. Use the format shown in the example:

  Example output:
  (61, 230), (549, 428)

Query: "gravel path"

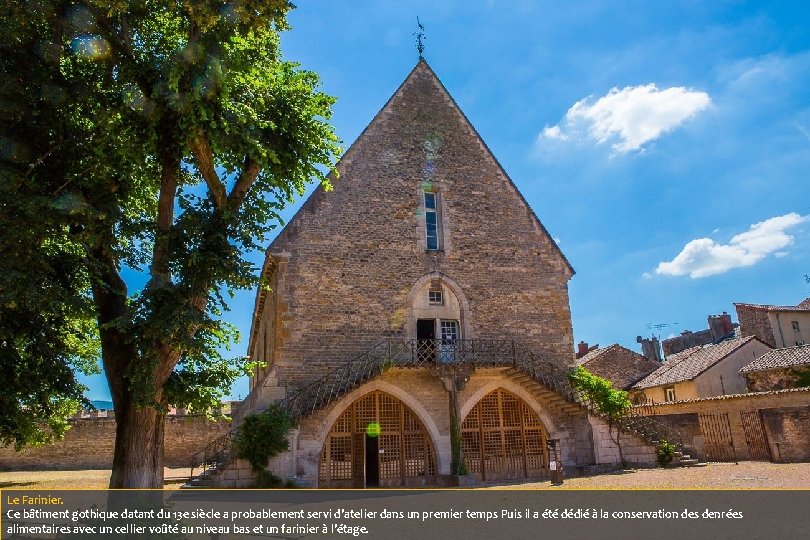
(2, 462), (809, 489)
(485, 462), (810, 489)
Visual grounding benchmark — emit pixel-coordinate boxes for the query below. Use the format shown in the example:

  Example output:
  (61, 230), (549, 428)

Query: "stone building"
(740, 344), (810, 392)
(631, 336), (771, 403)
(735, 298), (810, 348)
(576, 344), (661, 390)
(661, 312), (736, 357)
(211, 60), (663, 488)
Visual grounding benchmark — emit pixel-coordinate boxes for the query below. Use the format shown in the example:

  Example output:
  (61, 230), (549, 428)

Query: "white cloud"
(539, 84), (710, 152)
(541, 125), (567, 140)
(655, 213), (809, 278)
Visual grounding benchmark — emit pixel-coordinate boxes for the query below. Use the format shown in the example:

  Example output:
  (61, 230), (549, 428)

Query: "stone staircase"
(184, 338), (698, 487)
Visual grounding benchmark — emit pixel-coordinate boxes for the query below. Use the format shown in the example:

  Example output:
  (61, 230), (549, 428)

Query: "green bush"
(233, 405), (293, 486)
(568, 366), (631, 421)
(656, 439), (677, 467)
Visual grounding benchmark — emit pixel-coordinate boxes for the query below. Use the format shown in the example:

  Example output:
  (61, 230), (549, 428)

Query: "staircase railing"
(187, 337), (683, 481)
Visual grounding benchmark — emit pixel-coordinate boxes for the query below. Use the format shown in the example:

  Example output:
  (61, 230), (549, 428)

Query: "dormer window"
(424, 191), (439, 250)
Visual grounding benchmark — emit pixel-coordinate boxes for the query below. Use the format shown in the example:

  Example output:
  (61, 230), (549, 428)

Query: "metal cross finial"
(414, 17), (426, 58)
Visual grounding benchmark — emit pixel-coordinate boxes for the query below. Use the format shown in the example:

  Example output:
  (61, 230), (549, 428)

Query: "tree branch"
(227, 156), (260, 210)
(188, 131), (227, 210)
(149, 133), (180, 286)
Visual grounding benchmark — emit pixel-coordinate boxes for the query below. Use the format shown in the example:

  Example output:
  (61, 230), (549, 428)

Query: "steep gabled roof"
(740, 344), (810, 373)
(247, 59), (573, 356)
(633, 336), (765, 389)
(577, 344), (662, 390)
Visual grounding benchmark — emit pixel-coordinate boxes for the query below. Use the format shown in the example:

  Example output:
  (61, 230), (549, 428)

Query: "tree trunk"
(109, 399), (166, 488)
(92, 242), (169, 488)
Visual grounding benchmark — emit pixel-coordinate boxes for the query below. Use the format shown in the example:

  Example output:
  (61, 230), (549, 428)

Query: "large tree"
(0, 0), (340, 487)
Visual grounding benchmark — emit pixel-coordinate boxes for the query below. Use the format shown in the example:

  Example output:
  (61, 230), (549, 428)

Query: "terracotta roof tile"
(578, 344), (662, 390)
(740, 344), (810, 373)
(633, 336), (759, 389)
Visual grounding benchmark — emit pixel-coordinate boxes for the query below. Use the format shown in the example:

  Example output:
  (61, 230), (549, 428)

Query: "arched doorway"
(461, 388), (549, 481)
(319, 391), (437, 488)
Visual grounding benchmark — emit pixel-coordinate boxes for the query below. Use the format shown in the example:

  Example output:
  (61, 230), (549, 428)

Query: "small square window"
(792, 321), (800, 332)
(428, 290), (443, 304)
(664, 387), (676, 402)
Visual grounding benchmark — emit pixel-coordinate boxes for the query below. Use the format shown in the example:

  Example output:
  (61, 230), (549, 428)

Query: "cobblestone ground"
(485, 462), (810, 489)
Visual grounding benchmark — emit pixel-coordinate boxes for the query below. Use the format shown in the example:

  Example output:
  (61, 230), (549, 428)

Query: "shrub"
(656, 439), (677, 467)
(233, 405), (293, 486)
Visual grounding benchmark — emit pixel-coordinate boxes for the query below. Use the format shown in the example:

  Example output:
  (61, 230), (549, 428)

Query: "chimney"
(638, 336), (663, 362)
(576, 341), (589, 358)
(708, 312), (734, 340)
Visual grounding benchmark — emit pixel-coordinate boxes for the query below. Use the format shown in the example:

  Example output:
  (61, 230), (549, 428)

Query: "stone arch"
(316, 383), (440, 488)
(405, 272), (473, 339)
(460, 378), (559, 438)
(460, 386), (551, 481)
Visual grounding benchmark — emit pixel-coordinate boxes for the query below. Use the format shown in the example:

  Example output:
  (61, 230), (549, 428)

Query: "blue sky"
(79, 0), (810, 401)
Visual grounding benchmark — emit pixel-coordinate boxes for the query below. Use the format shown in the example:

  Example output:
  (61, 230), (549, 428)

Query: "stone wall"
(0, 414), (230, 471)
(736, 305), (776, 347)
(761, 407), (810, 462)
(216, 368), (657, 488)
(746, 367), (810, 392)
(633, 388), (810, 462)
(248, 60), (575, 394)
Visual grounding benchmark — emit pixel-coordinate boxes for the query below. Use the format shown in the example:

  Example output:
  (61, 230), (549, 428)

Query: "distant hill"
(90, 400), (114, 411)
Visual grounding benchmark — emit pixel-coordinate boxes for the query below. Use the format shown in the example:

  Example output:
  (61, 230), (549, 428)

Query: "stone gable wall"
(736, 305), (776, 347)
(251, 62), (574, 392)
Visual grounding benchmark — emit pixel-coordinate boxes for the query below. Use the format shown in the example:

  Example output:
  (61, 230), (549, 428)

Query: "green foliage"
(233, 405), (292, 474)
(793, 368), (810, 388)
(568, 365), (631, 422)
(656, 438), (677, 467)
(0, 0), (340, 460)
(449, 413), (469, 476)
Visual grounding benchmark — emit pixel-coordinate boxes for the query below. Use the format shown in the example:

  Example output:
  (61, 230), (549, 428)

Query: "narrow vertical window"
(424, 191), (439, 250)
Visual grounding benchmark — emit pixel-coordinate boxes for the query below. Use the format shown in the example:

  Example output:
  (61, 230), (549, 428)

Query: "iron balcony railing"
(187, 337), (683, 481)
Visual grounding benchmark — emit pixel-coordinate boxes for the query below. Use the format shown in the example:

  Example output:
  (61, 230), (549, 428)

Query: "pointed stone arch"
(460, 387), (550, 481)
(317, 385), (439, 488)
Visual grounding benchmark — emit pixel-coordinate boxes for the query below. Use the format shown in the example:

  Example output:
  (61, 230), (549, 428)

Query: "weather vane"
(414, 17), (426, 58)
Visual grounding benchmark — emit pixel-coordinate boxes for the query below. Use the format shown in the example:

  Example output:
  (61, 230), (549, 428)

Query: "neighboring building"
(631, 336), (772, 403)
(576, 344), (661, 390)
(735, 298), (810, 348)
(636, 335), (663, 362)
(575, 340), (600, 359)
(210, 59), (661, 488)
(661, 312), (736, 357)
(740, 344), (810, 392)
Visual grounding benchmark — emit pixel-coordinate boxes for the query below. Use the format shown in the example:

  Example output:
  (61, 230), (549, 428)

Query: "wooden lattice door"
(698, 412), (737, 463)
(461, 388), (548, 481)
(740, 410), (771, 461)
(319, 391), (436, 487)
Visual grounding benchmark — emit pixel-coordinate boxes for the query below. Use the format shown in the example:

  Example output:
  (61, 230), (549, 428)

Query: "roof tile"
(740, 344), (810, 373)
(633, 336), (759, 389)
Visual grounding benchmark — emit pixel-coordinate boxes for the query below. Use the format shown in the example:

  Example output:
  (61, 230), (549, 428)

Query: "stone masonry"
(248, 59), (575, 394)
(228, 59), (658, 488)
(0, 414), (229, 471)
